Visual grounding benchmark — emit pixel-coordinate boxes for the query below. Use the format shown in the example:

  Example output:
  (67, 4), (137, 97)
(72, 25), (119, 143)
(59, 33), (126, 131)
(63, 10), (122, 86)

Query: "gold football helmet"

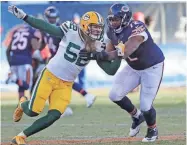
(80, 11), (104, 40)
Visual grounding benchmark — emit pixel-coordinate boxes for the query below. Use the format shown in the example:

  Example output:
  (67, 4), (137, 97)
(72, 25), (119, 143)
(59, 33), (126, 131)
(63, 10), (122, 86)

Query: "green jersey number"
(64, 42), (89, 66)
(69, 22), (78, 31)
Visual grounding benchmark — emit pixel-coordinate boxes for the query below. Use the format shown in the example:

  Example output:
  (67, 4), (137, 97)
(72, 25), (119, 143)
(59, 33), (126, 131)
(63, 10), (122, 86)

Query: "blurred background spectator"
(133, 12), (145, 23)
(145, 16), (153, 27)
(73, 13), (81, 24)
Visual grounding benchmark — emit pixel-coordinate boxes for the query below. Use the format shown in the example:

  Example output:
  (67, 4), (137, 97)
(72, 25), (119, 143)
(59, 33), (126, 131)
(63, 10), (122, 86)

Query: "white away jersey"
(46, 21), (104, 81)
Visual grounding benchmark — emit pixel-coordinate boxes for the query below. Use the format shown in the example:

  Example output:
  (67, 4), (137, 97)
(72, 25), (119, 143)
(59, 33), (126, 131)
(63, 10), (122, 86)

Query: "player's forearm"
(123, 43), (139, 59)
(123, 36), (144, 59)
(123, 49), (138, 59)
(106, 50), (119, 61)
(24, 15), (64, 38)
(97, 58), (121, 75)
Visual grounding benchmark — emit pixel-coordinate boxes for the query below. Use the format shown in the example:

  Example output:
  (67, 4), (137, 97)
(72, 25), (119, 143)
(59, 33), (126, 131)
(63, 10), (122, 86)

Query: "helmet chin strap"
(89, 33), (99, 40)
(114, 25), (123, 33)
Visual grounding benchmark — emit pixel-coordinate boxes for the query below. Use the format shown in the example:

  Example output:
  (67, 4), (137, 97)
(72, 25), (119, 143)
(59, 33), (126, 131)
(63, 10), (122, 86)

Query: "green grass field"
(1, 87), (186, 145)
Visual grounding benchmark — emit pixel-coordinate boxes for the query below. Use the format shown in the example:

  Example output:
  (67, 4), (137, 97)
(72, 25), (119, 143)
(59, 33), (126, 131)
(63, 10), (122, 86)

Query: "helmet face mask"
(80, 11), (104, 41)
(44, 6), (59, 24)
(88, 24), (104, 40)
(107, 15), (122, 30)
(46, 17), (59, 24)
(107, 3), (132, 33)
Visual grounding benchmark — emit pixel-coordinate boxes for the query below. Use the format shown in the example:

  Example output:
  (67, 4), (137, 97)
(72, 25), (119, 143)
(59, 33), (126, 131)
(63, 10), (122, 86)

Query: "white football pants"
(109, 61), (164, 111)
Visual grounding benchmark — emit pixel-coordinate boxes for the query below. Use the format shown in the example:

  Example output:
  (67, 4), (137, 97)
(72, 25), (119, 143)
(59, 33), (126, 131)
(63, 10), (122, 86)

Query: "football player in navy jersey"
(80, 3), (165, 142)
(6, 24), (42, 102)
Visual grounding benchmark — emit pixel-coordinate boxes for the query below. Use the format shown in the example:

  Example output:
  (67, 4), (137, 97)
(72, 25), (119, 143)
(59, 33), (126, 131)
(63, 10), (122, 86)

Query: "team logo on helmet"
(82, 14), (90, 21)
(121, 5), (129, 12)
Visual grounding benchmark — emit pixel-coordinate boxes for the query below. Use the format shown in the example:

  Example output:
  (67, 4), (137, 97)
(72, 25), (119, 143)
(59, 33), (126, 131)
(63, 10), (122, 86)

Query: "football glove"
(115, 41), (125, 57)
(8, 5), (27, 20)
(79, 49), (108, 61)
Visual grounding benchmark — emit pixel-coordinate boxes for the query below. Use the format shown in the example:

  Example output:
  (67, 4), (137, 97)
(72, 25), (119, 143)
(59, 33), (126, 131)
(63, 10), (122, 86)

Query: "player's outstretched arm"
(24, 16), (64, 38)
(8, 5), (64, 38)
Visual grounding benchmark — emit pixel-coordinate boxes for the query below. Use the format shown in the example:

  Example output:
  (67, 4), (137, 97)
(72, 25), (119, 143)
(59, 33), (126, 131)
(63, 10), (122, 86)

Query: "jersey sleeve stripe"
(63, 23), (69, 30)
(130, 25), (146, 37)
(128, 31), (148, 42)
(60, 24), (68, 33)
(60, 25), (67, 33)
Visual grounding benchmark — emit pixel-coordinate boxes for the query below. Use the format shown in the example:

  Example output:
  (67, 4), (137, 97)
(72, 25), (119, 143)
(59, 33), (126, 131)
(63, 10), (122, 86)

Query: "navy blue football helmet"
(44, 6), (60, 24)
(107, 3), (132, 33)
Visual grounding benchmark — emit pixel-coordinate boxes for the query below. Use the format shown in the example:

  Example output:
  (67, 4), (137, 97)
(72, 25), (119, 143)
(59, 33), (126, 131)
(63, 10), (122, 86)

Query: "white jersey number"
(11, 31), (29, 50)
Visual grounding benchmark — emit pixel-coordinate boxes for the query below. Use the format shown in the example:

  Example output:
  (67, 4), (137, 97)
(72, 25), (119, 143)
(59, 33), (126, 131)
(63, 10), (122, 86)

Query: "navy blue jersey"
(44, 33), (61, 58)
(9, 25), (37, 66)
(107, 20), (165, 70)
(43, 23), (61, 58)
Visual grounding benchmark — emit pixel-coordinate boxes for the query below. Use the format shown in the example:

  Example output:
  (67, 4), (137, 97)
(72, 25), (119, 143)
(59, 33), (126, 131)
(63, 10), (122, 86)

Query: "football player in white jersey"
(8, 5), (105, 145)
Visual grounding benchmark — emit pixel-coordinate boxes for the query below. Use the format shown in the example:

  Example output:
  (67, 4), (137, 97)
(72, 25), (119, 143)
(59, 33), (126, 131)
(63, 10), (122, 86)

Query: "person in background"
(4, 23), (42, 103)
(145, 16), (153, 28)
(133, 12), (145, 23)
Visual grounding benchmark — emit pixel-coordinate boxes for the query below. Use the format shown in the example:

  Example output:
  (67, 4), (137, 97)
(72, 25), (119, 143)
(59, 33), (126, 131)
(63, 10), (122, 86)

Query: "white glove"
(8, 5), (27, 19)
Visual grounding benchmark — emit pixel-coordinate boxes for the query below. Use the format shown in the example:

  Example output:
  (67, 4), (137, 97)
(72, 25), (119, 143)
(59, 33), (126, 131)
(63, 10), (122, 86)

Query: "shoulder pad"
(129, 20), (146, 37)
(60, 21), (78, 34)
(60, 21), (71, 34)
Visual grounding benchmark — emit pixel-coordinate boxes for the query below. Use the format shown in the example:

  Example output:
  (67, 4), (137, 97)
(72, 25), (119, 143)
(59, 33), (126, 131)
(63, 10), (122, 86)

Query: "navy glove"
(79, 49), (108, 61)
(79, 49), (93, 60)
